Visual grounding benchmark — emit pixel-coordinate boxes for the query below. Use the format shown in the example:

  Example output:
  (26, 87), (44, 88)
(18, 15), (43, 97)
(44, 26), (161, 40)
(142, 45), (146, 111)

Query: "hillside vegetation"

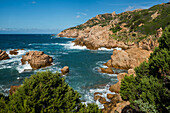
(64, 3), (170, 43)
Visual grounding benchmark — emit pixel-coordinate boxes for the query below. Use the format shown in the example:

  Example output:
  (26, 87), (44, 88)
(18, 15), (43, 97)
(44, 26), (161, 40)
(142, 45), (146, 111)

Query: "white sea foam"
(114, 47), (122, 50)
(60, 41), (87, 50)
(28, 43), (59, 46)
(16, 62), (32, 73)
(0, 85), (10, 96)
(82, 84), (116, 109)
(0, 57), (20, 65)
(0, 65), (12, 70)
(98, 47), (114, 51)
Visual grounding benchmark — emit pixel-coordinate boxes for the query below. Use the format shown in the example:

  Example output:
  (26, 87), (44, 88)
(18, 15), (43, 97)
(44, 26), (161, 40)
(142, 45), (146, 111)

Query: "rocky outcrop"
(9, 85), (21, 95)
(106, 48), (152, 70)
(21, 51), (53, 69)
(9, 49), (24, 55)
(100, 69), (135, 113)
(100, 67), (114, 74)
(156, 27), (163, 38)
(138, 36), (159, 51)
(61, 66), (69, 75)
(0, 50), (10, 60)
(109, 69), (136, 93)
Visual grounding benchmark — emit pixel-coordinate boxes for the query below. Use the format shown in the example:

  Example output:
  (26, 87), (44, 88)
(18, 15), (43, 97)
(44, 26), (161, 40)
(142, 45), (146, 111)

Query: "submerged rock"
(21, 51), (53, 69)
(0, 50), (10, 60)
(61, 66), (69, 75)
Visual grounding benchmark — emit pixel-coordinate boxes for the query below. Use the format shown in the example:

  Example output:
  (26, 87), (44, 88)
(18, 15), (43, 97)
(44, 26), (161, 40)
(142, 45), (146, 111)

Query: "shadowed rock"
(0, 50), (10, 60)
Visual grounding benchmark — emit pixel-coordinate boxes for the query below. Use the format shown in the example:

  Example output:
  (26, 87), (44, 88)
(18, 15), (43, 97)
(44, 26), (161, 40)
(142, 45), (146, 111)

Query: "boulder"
(9, 85), (21, 95)
(9, 49), (24, 55)
(9, 49), (18, 55)
(0, 50), (10, 60)
(21, 51), (53, 69)
(61, 66), (69, 75)
(100, 67), (114, 74)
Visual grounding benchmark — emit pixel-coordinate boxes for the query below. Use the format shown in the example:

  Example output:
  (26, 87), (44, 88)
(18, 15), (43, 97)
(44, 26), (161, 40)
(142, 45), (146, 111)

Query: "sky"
(0, 0), (169, 34)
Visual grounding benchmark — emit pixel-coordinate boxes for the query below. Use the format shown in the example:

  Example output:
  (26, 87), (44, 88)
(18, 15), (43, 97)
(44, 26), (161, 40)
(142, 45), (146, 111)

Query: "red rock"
(99, 97), (107, 104)
(107, 94), (117, 99)
(9, 49), (18, 55)
(100, 67), (114, 74)
(21, 51), (53, 69)
(0, 50), (10, 60)
(109, 82), (120, 93)
(94, 92), (102, 101)
(103, 60), (112, 67)
(110, 48), (152, 69)
(61, 66), (69, 75)
(94, 95), (102, 101)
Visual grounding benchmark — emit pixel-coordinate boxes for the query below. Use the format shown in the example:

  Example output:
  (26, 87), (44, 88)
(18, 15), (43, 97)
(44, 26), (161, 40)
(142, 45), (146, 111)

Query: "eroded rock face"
(0, 50), (10, 60)
(61, 66), (69, 75)
(109, 48), (152, 69)
(21, 51), (53, 69)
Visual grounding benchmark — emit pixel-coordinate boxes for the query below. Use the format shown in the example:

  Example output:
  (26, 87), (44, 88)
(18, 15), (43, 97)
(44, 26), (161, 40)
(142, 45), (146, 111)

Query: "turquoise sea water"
(0, 34), (126, 107)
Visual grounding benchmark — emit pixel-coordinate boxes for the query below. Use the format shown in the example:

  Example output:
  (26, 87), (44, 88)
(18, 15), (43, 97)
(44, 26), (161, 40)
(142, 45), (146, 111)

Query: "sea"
(0, 34), (126, 108)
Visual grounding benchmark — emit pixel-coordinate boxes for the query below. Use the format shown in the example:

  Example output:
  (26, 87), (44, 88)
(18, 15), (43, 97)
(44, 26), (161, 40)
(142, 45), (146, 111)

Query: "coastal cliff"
(57, 3), (170, 50)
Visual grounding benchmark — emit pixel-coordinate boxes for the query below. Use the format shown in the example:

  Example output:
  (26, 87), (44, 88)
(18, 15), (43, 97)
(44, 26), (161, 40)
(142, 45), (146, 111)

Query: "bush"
(120, 25), (170, 112)
(3, 71), (102, 113)
(110, 25), (122, 33)
(120, 75), (137, 101)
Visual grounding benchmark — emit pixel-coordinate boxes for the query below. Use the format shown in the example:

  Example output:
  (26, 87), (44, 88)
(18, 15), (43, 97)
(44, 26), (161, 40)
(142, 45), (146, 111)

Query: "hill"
(58, 3), (170, 50)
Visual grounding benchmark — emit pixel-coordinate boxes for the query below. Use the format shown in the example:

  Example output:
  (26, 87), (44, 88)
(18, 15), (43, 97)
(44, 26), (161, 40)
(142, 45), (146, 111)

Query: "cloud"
(76, 12), (87, 18)
(125, 6), (135, 11)
(77, 12), (87, 16)
(32, 1), (36, 4)
(76, 15), (80, 18)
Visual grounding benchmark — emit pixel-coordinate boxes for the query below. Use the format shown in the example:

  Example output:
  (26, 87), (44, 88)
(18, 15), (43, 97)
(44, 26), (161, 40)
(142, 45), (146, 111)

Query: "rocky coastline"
(57, 8), (164, 113)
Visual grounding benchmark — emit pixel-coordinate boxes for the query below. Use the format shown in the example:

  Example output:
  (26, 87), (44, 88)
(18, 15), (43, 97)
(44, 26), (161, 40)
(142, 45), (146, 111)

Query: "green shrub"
(120, 25), (170, 112)
(110, 25), (122, 33)
(4, 71), (102, 113)
(120, 75), (137, 101)
(134, 99), (158, 113)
